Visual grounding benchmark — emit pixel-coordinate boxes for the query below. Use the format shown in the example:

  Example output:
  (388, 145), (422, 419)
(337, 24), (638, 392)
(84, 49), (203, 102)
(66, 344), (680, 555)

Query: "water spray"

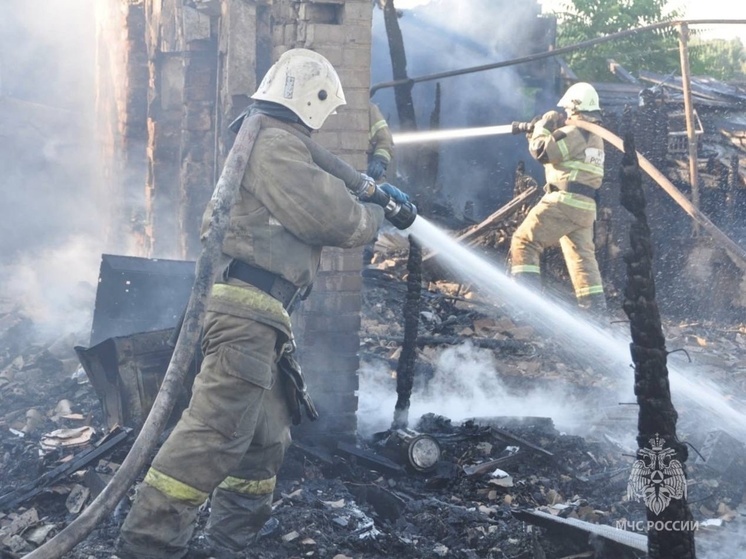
(407, 216), (746, 440)
(392, 124), (514, 145)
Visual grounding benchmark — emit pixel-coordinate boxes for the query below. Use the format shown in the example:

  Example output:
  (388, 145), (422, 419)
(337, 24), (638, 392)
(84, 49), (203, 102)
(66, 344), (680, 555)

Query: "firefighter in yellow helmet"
(510, 82), (607, 312)
(116, 49), (394, 559)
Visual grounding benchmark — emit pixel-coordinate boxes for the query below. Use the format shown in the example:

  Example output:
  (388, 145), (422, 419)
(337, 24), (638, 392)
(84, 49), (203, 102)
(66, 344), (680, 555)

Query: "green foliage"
(552, 0), (684, 80)
(688, 37), (746, 81)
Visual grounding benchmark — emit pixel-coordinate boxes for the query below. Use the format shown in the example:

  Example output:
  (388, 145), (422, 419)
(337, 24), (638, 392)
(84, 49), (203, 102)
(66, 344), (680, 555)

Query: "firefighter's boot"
(578, 293), (607, 318)
(513, 271), (543, 292)
(203, 487), (274, 550)
(116, 483), (200, 559)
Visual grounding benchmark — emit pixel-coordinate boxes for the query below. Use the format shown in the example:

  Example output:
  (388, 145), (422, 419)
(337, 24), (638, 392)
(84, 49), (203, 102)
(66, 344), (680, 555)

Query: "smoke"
(371, 0), (555, 215)
(0, 235), (99, 339)
(358, 340), (581, 438)
(0, 0), (104, 340)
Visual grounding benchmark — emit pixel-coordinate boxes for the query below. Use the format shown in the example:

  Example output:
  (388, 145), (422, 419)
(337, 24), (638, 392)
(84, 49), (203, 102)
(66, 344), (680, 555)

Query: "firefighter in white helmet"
(116, 48), (392, 559)
(510, 82), (607, 313)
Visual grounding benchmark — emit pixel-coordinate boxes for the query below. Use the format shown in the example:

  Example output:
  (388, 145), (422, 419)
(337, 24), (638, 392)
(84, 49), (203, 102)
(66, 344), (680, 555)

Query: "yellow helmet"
(251, 48), (346, 130)
(557, 82), (600, 114)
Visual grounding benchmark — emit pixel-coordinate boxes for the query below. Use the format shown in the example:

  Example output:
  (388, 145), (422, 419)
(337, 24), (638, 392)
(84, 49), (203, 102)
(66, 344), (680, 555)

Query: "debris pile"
(2, 242), (746, 559)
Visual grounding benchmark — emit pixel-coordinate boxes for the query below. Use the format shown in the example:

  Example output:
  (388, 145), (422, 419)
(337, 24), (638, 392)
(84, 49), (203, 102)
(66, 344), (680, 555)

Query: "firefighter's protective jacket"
(200, 118), (384, 337)
(510, 111), (605, 302)
(203, 118), (384, 290)
(367, 102), (394, 165)
(528, 112), (604, 194)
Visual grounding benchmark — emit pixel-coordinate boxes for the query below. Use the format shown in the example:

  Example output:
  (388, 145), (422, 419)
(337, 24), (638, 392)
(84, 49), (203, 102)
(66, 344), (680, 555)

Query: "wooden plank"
(422, 185), (539, 263)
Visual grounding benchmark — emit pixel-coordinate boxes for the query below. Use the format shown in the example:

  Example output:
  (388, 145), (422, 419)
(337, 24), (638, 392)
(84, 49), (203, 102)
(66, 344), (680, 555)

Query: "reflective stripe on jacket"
(368, 102), (394, 163)
(529, 115), (604, 195)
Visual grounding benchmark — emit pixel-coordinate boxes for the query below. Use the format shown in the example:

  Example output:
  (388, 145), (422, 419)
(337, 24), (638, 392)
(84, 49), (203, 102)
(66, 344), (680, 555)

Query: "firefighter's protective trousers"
(118, 284), (293, 559)
(510, 190), (603, 300)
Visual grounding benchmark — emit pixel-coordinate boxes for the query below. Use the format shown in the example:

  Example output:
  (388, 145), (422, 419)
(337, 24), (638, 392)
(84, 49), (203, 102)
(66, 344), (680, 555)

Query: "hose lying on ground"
(23, 114), (265, 559)
(572, 119), (746, 268)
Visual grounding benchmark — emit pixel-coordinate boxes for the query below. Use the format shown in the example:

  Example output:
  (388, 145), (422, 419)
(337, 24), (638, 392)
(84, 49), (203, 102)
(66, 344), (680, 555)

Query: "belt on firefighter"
(565, 182), (597, 199)
(549, 182), (597, 199)
(226, 260), (301, 312)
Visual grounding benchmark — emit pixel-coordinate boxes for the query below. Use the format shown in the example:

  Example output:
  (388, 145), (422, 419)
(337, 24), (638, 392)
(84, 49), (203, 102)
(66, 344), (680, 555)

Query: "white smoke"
(1, 235), (100, 339)
(371, 0), (551, 215)
(1, 0), (107, 343)
(358, 340), (581, 437)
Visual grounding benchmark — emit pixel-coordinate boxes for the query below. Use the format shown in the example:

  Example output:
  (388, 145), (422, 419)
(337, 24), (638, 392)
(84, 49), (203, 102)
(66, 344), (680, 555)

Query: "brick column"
(274, 0), (373, 445)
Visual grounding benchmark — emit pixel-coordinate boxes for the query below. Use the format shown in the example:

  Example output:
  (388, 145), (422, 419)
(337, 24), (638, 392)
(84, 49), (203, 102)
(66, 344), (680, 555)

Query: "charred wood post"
(382, 0), (416, 131)
(392, 236), (422, 429)
(620, 133), (696, 559)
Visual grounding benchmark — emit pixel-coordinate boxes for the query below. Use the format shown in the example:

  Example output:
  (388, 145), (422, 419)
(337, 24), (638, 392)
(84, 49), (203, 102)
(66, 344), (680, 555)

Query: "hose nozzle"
(384, 198), (418, 230)
(358, 176), (418, 230)
(511, 121), (534, 135)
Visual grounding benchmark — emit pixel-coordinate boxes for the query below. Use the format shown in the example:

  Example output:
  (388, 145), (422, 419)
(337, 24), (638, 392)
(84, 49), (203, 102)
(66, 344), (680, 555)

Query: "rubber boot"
(512, 271), (543, 292)
(116, 484), (199, 559)
(577, 293), (607, 320)
(203, 488), (274, 551)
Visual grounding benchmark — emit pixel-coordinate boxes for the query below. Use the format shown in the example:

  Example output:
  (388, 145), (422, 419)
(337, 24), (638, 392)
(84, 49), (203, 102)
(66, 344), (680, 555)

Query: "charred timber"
(392, 236), (422, 429)
(620, 133), (696, 559)
(382, 0), (417, 131)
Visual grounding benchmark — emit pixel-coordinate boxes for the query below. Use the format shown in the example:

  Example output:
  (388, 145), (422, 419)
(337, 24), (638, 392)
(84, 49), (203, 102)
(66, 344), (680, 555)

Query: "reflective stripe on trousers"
(117, 315), (292, 559)
(510, 191), (604, 300)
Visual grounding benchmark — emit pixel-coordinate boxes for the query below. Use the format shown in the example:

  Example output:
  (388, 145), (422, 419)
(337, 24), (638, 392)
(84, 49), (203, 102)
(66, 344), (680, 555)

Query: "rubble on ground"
(2, 240), (746, 559)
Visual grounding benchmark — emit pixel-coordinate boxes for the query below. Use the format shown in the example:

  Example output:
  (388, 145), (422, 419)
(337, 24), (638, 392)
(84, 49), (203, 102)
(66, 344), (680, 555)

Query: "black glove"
(540, 110), (566, 132)
(278, 348), (319, 425)
(379, 182), (410, 204)
(366, 156), (388, 181)
(522, 116), (542, 139)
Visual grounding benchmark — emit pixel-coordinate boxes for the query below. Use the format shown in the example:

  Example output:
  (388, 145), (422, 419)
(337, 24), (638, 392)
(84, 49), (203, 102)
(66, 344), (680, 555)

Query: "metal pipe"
(677, 22), (700, 233)
(370, 19), (746, 95)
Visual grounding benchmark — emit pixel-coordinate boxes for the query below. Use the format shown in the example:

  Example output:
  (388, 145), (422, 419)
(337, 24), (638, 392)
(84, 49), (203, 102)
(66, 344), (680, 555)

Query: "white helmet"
(557, 82), (600, 114)
(251, 48), (346, 130)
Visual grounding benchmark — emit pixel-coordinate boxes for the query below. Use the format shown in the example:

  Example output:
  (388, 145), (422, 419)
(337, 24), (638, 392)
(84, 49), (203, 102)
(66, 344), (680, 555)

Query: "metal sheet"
(89, 254), (195, 346)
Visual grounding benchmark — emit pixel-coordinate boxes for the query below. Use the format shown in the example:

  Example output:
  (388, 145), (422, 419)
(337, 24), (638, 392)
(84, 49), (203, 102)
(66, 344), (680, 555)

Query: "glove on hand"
(540, 110), (566, 132)
(366, 156), (388, 180)
(525, 115), (542, 139)
(380, 183), (410, 204)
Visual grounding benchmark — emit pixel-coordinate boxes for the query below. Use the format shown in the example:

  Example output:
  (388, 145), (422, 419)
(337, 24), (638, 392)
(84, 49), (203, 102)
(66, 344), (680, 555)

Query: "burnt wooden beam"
(392, 236), (422, 429)
(0, 427), (131, 512)
(382, 0), (416, 131)
(620, 133), (697, 559)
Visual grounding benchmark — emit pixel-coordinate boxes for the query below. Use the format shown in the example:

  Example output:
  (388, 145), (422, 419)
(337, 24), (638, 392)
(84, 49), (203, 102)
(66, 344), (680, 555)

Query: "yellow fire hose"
(572, 119), (746, 267)
(23, 114), (264, 559)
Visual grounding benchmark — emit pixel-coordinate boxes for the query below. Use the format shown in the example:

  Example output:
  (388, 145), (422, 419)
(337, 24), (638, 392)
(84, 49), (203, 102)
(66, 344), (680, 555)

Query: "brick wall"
(272, 0), (373, 445)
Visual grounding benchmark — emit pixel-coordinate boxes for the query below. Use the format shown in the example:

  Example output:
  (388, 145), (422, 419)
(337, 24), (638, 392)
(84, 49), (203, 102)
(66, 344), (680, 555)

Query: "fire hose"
(571, 119), (746, 268)
(511, 118), (746, 268)
(272, 120), (418, 230)
(23, 114), (264, 559)
(24, 114), (416, 559)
